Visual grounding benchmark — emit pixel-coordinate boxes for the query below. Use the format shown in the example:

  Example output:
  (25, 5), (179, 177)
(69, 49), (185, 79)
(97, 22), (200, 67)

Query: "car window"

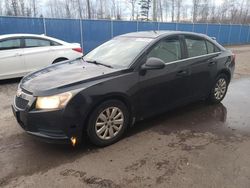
(185, 37), (207, 57)
(51, 41), (61, 46)
(24, 38), (51, 47)
(147, 37), (181, 63)
(206, 40), (220, 53)
(0, 39), (21, 50)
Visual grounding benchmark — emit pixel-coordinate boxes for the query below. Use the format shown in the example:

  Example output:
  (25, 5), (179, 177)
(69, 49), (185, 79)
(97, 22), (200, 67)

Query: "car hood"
(20, 59), (122, 96)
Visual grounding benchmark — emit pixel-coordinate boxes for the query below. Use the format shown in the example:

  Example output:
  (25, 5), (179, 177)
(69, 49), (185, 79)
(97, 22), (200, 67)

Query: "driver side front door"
(137, 36), (191, 119)
(0, 38), (26, 79)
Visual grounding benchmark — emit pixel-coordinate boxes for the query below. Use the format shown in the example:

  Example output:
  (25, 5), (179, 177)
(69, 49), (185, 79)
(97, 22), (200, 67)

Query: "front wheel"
(208, 74), (229, 104)
(86, 100), (129, 147)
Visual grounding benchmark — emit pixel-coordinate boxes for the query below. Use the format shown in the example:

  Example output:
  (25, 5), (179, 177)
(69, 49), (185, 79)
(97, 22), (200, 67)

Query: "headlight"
(36, 92), (72, 110)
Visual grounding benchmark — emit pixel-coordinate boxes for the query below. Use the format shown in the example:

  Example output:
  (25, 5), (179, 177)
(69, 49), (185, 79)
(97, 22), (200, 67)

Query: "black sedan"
(12, 31), (235, 147)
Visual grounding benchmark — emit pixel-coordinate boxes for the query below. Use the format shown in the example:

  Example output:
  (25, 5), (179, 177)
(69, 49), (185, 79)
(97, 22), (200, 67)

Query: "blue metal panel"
(1, 16), (250, 50)
(247, 26), (250, 43)
(113, 20), (137, 36)
(159, 23), (177, 31)
(177, 23), (193, 31)
(45, 18), (81, 44)
(138, 22), (158, 31)
(194, 23), (207, 34)
(206, 24), (220, 39)
(229, 25), (241, 44)
(218, 24), (231, 45)
(82, 20), (111, 53)
(0, 16), (44, 34)
(239, 25), (249, 44)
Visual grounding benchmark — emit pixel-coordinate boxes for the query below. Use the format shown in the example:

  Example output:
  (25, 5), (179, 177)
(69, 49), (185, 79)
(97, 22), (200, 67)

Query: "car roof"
(118, 30), (224, 50)
(0, 33), (68, 45)
(119, 30), (209, 39)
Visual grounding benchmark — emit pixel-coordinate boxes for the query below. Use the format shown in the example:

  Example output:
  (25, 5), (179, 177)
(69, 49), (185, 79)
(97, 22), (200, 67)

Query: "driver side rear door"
(22, 37), (56, 73)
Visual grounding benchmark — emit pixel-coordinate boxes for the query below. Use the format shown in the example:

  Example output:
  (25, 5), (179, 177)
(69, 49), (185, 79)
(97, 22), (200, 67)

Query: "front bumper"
(12, 94), (83, 144)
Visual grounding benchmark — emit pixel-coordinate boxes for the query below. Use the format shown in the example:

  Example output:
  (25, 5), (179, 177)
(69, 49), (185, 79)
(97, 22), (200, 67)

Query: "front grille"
(15, 96), (29, 109)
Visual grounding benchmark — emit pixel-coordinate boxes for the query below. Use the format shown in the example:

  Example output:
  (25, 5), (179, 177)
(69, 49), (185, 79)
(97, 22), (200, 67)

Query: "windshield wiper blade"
(84, 59), (113, 68)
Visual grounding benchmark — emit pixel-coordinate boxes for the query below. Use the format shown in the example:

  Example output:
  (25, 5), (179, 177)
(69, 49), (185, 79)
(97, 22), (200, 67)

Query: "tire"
(208, 73), (229, 104)
(86, 100), (129, 147)
(52, 58), (68, 64)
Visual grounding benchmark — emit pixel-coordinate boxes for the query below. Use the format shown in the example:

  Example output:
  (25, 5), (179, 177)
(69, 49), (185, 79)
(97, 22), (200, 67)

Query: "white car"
(0, 34), (83, 80)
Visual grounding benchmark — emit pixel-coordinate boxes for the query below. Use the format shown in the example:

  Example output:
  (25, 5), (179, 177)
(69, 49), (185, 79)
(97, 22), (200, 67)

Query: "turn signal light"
(71, 137), (77, 147)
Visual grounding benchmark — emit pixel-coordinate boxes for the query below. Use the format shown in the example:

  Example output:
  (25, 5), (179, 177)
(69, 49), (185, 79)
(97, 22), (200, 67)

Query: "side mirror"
(141, 57), (165, 70)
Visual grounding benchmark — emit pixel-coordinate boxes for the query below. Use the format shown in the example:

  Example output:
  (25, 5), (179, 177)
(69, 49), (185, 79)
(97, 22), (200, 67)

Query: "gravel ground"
(0, 45), (250, 188)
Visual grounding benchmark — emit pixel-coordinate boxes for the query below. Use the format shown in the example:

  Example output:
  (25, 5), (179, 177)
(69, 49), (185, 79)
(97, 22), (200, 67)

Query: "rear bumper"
(12, 104), (83, 144)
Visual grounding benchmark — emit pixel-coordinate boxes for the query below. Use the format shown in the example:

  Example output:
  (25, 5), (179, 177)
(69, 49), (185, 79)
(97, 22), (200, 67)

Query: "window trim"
(163, 51), (221, 65)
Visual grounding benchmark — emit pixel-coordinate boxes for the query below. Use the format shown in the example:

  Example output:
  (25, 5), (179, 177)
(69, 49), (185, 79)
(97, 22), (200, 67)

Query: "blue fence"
(1, 16), (250, 53)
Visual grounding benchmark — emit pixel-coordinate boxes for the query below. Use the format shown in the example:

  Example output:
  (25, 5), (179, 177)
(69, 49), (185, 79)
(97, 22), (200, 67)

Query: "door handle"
(15, 53), (22, 56)
(177, 70), (188, 76)
(208, 61), (216, 66)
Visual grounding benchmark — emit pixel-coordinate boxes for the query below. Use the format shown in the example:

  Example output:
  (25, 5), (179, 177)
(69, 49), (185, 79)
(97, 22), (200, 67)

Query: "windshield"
(83, 37), (153, 68)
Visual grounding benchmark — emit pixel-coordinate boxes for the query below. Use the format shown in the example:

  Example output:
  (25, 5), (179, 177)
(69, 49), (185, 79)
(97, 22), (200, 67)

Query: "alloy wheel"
(95, 107), (124, 140)
(214, 78), (227, 100)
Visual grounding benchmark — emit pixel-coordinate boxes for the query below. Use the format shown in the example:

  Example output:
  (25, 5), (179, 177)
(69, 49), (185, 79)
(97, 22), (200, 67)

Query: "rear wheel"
(52, 57), (68, 64)
(208, 74), (229, 104)
(86, 100), (129, 147)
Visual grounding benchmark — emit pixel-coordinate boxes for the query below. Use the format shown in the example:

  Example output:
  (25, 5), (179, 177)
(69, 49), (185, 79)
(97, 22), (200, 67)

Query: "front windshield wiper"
(83, 59), (113, 68)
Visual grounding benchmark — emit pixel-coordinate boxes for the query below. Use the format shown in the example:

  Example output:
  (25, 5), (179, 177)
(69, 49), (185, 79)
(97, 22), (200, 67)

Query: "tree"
(176, 0), (182, 22)
(199, 0), (209, 22)
(0, 0), (250, 24)
(64, 0), (72, 18)
(171, 0), (175, 22)
(220, 0), (230, 23)
(0, 0), (3, 15)
(11, 0), (19, 16)
(152, 0), (157, 21)
(76, 0), (83, 19)
(86, 0), (91, 19)
(128, 0), (137, 20)
(162, 0), (170, 22)
(116, 1), (122, 19)
(158, 0), (163, 22)
(138, 0), (152, 21)
(31, 0), (37, 17)
(210, 0), (217, 23)
(192, 0), (200, 22)
(242, 0), (250, 24)
(19, 0), (25, 16)
(97, 0), (104, 18)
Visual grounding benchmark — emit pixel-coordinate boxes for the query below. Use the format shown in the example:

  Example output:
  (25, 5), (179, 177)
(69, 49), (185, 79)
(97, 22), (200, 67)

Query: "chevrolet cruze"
(12, 31), (235, 147)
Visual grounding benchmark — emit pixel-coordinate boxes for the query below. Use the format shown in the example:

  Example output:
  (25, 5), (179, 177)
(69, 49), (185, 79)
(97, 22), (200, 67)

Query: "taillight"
(72, 48), (83, 53)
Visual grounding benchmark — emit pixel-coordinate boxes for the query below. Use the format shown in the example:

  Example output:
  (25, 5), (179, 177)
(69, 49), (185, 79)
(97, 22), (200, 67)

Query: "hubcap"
(95, 107), (124, 140)
(214, 78), (227, 100)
